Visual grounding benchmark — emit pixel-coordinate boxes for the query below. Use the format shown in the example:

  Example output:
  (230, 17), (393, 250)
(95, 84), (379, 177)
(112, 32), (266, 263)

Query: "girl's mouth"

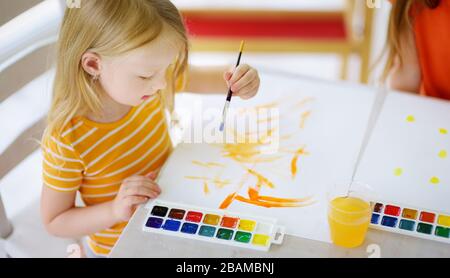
(141, 95), (150, 100)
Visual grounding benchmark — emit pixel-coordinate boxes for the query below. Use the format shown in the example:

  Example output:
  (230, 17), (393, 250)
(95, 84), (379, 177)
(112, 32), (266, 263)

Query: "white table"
(109, 72), (450, 258)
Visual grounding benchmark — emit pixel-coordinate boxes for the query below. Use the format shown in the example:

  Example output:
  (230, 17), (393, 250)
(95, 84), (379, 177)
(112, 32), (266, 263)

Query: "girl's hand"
(224, 64), (260, 100)
(110, 172), (161, 222)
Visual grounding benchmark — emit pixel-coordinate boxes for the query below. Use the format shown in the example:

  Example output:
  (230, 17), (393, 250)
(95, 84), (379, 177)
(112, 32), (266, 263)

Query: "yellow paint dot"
(439, 128), (448, 135)
(393, 168), (403, 176)
(438, 150), (447, 159)
(406, 115), (415, 122)
(430, 177), (440, 184)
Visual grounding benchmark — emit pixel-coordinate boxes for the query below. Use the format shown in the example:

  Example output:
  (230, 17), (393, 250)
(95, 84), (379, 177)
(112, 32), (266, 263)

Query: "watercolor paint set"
(142, 199), (285, 251)
(369, 200), (450, 243)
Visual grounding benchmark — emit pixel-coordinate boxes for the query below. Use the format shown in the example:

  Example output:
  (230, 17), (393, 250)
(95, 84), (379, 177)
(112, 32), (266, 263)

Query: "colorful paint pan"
(203, 214), (220, 225)
(163, 219), (181, 231)
(401, 208), (418, 220)
(373, 203), (383, 213)
(234, 231), (252, 243)
(186, 211), (203, 223)
(168, 208), (186, 220)
(145, 217), (163, 229)
(181, 223), (198, 234)
(369, 200), (450, 244)
(238, 220), (256, 232)
(143, 199), (285, 251)
(151, 206), (168, 217)
(221, 216), (239, 228)
(419, 212), (435, 223)
(199, 226), (216, 237)
(216, 228), (234, 240)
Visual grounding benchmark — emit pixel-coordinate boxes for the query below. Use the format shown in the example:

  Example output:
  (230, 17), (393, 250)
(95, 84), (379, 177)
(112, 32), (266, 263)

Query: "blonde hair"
(42, 0), (188, 146)
(382, 0), (439, 80)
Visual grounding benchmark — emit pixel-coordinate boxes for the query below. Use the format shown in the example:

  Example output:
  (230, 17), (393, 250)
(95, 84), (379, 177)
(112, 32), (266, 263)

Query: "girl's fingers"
(124, 173), (159, 183)
(125, 186), (158, 198)
(239, 91), (256, 100)
(143, 181), (161, 193)
(124, 187), (154, 197)
(147, 180), (161, 192)
(123, 175), (147, 183)
(228, 64), (250, 85)
(145, 171), (157, 180)
(123, 180), (162, 193)
(236, 80), (259, 96)
(125, 196), (149, 207)
(223, 71), (233, 82)
(231, 72), (255, 94)
(238, 83), (259, 100)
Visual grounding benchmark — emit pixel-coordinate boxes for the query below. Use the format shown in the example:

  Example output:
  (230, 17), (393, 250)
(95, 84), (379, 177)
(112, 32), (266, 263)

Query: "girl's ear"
(81, 51), (102, 77)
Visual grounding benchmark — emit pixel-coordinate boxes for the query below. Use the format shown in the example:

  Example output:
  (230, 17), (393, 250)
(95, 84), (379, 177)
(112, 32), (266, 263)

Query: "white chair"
(0, 0), (81, 258)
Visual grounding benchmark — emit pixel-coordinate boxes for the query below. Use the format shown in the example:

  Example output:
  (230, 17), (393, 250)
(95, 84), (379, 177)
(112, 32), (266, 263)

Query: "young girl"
(40, 0), (260, 258)
(384, 0), (450, 100)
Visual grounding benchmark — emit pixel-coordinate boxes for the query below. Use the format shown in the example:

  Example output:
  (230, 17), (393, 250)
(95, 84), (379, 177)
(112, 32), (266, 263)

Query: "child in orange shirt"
(385, 0), (450, 100)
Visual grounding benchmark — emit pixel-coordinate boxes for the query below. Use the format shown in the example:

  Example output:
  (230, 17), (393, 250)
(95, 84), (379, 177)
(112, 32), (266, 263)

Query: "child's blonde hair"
(43, 0), (188, 145)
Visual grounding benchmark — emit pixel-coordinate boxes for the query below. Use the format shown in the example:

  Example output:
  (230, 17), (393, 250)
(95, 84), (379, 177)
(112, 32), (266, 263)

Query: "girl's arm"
(40, 186), (118, 237)
(185, 65), (229, 94)
(41, 172), (160, 238)
(388, 27), (421, 93)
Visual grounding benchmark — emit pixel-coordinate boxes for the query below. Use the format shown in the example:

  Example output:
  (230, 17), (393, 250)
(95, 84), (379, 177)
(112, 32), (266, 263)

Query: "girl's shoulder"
(42, 118), (85, 149)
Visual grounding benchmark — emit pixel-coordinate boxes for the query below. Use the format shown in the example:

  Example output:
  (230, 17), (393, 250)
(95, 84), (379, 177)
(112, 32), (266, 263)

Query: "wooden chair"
(0, 0), (80, 257)
(174, 0), (374, 83)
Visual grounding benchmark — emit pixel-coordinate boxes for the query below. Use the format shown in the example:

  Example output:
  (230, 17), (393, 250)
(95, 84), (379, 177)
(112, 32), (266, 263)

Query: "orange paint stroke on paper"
(219, 168), (315, 209)
(299, 111), (312, 129)
(234, 195), (315, 208)
(219, 192), (238, 209)
(185, 176), (231, 193)
(191, 160), (225, 168)
(203, 181), (210, 195)
(290, 146), (309, 178)
(185, 176), (210, 180)
(294, 97), (315, 109)
(221, 142), (282, 163)
(247, 168), (275, 188)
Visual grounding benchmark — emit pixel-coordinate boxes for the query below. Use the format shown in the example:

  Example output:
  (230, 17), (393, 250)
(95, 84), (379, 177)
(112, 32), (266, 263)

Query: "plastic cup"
(327, 181), (373, 248)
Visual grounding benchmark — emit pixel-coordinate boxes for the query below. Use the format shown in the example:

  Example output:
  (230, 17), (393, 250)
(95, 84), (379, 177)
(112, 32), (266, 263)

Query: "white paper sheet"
(355, 92), (450, 213)
(147, 74), (376, 243)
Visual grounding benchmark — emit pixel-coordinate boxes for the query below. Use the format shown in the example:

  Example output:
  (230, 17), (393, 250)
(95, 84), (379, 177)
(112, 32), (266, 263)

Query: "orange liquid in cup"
(328, 196), (371, 248)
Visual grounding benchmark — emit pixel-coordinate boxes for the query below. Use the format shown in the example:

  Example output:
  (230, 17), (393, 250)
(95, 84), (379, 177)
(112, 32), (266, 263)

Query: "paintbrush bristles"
(239, 40), (245, 53)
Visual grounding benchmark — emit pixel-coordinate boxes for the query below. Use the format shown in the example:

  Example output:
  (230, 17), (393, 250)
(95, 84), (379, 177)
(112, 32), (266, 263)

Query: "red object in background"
(419, 211), (435, 223)
(384, 205), (401, 216)
(186, 211), (203, 223)
(183, 15), (347, 40)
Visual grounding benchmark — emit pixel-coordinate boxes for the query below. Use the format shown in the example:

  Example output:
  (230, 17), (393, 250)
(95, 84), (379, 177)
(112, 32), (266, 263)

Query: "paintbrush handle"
(220, 41), (245, 131)
(226, 41), (244, 102)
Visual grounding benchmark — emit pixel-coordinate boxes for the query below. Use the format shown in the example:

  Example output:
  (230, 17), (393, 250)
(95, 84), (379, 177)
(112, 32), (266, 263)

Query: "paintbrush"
(219, 40), (245, 132)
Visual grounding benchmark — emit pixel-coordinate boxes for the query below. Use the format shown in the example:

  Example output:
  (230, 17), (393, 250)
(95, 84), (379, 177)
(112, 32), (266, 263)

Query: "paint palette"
(142, 199), (285, 251)
(369, 200), (450, 244)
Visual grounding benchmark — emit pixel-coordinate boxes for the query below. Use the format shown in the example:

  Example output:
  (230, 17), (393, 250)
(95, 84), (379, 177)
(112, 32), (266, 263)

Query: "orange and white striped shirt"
(41, 80), (180, 255)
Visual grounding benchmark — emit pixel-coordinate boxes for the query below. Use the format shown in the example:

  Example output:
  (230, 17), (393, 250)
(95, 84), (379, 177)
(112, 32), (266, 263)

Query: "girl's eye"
(139, 75), (153, 80)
